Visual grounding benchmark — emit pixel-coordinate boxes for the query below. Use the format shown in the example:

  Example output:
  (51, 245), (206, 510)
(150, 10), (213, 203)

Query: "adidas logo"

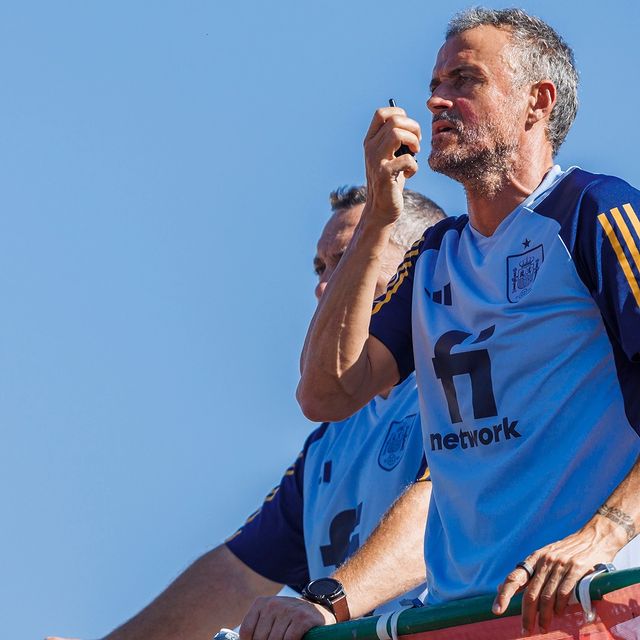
(425, 283), (452, 306)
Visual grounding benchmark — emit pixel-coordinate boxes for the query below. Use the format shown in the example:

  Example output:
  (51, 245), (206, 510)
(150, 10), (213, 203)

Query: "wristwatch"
(301, 578), (351, 622)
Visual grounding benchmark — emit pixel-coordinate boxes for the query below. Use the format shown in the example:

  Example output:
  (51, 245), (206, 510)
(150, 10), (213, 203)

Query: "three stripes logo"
(597, 203), (640, 307)
(425, 282), (452, 305)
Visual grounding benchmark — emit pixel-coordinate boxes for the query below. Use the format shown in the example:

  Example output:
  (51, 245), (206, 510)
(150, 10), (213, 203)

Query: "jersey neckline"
(466, 165), (573, 245)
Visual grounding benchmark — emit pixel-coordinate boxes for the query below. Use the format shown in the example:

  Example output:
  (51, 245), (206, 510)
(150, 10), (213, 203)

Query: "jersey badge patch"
(378, 415), (416, 470)
(507, 244), (544, 302)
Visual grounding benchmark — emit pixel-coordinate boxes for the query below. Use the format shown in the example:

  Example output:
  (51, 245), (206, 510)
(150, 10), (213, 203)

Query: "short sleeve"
(571, 176), (640, 433)
(415, 454), (430, 482)
(533, 170), (640, 434)
(225, 428), (323, 587)
(576, 176), (640, 361)
(369, 217), (466, 381)
(369, 236), (423, 380)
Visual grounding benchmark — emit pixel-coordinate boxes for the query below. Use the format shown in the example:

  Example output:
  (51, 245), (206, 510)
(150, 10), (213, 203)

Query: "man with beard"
(248, 7), (640, 638)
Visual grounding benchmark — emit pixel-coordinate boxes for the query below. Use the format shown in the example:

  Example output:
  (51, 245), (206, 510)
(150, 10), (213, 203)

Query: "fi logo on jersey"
(378, 415), (416, 470)
(507, 244), (544, 302)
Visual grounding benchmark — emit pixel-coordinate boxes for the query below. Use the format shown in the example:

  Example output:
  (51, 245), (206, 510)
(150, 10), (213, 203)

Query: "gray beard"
(428, 141), (518, 198)
(428, 109), (520, 198)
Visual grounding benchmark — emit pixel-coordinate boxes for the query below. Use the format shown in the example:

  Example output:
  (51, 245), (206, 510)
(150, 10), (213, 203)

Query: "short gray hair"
(446, 7), (579, 155)
(329, 186), (446, 250)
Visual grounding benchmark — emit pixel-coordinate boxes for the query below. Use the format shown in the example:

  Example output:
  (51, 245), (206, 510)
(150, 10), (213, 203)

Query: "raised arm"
(297, 107), (421, 422)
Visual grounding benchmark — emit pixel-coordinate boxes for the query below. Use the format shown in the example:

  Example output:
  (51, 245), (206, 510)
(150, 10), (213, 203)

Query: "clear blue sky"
(2, 1), (638, 638)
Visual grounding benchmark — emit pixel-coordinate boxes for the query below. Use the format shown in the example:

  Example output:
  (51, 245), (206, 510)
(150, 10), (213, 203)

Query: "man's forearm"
(494, 453), (640, 633)
(104, 545), (282, 640)
(586, 453), (640, 550)
(298, 106), (420, 424)
(332, 482), (430, 618)
(235, 482), (429, 640)
(298, 213), (396, 422)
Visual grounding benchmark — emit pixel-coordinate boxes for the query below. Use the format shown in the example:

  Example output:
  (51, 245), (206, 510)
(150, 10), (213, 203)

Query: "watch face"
(307, 578), (342, 599)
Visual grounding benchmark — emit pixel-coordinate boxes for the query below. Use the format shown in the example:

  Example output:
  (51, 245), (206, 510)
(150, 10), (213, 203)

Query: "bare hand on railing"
(491, 525), (621, 635)
(240, 595), (335, 640)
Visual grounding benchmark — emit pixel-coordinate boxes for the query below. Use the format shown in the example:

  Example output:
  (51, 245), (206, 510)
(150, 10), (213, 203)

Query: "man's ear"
(526, 80), (556, 126)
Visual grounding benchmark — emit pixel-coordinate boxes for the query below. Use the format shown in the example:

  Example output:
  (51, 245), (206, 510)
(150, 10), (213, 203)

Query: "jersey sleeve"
(225, 427), (326, 587)
(576, 176), (640, 361)
(369, 236), (423, 381)
(414, 454), (430, 482)
(573, 175), (640, 433)
(369, 217), (466, 381)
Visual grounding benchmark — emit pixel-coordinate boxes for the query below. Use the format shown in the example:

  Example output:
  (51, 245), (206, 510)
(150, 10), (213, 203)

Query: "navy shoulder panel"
(302, 422), (331, 454)
(533, 168), (595, 251)
(533, 169), (633, 252)
(370, 214), (468, 382)
(535, 168), (640, 433)
(421, 214), (469, 252)
(224, 423), (332, 585)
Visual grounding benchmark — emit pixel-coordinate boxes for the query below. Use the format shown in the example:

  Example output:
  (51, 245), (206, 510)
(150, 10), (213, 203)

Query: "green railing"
(304, 568), (640, 640)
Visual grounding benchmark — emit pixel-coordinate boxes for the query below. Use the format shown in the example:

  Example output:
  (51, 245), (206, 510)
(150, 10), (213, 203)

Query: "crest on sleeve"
(506, 244), (544, 303)
(378, 415), (416, 470)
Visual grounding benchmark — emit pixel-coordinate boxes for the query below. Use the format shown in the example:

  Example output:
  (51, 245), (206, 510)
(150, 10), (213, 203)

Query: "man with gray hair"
(292, 6), (640, 636)
(47, 186), (445, 640)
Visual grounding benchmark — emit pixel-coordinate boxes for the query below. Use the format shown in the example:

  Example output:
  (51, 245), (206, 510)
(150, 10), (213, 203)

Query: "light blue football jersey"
(228, 373), (429, 610)
(303, 373), (429, 612)
(370, 166), (640, 604)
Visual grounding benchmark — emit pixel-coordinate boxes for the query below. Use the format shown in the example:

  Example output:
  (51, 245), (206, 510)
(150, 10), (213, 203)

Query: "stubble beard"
(428, 115), (520, 199)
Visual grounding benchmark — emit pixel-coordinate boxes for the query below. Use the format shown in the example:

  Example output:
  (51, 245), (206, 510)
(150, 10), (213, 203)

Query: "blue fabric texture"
(370, 166), (640, 604)
(227, 376), (428, 608)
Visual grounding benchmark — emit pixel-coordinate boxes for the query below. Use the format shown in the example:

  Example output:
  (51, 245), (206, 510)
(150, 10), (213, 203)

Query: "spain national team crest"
(506, 244), (544, 303)
(378, 415), (416, 471)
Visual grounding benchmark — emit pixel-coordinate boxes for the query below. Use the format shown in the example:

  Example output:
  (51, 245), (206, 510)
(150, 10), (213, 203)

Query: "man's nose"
(427, 92), (454, 114)
(315, 280), (327, 300)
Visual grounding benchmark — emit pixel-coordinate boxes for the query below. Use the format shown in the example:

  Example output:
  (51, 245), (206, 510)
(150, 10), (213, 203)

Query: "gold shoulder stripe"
(407, 235), (423, 252)
(598, 212), (640, 307)
(225, 529), (242, 543)
(371, 235), (425, 316)
(611, 206), (640, 278)
(226, 487), (281, 540)
(416, 467), (431, 482)
(245, 506), (262, 524)
(372, 268), (410, 315)
(622, 203), (640, 248)
(404, 247), (421, 260)
(284, 451), (303, 475)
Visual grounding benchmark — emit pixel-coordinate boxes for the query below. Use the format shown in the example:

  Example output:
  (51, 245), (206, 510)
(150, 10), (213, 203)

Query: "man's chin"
(428, 150), (468, 178)
(428, 149), (495, 185)
(429, 144), (517, 196)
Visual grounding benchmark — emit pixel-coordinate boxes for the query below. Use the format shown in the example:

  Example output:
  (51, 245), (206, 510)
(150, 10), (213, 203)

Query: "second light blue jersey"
(227, 373), (429, 611)
(370, 166), (640, 604)
(303, 373), (428, 612)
